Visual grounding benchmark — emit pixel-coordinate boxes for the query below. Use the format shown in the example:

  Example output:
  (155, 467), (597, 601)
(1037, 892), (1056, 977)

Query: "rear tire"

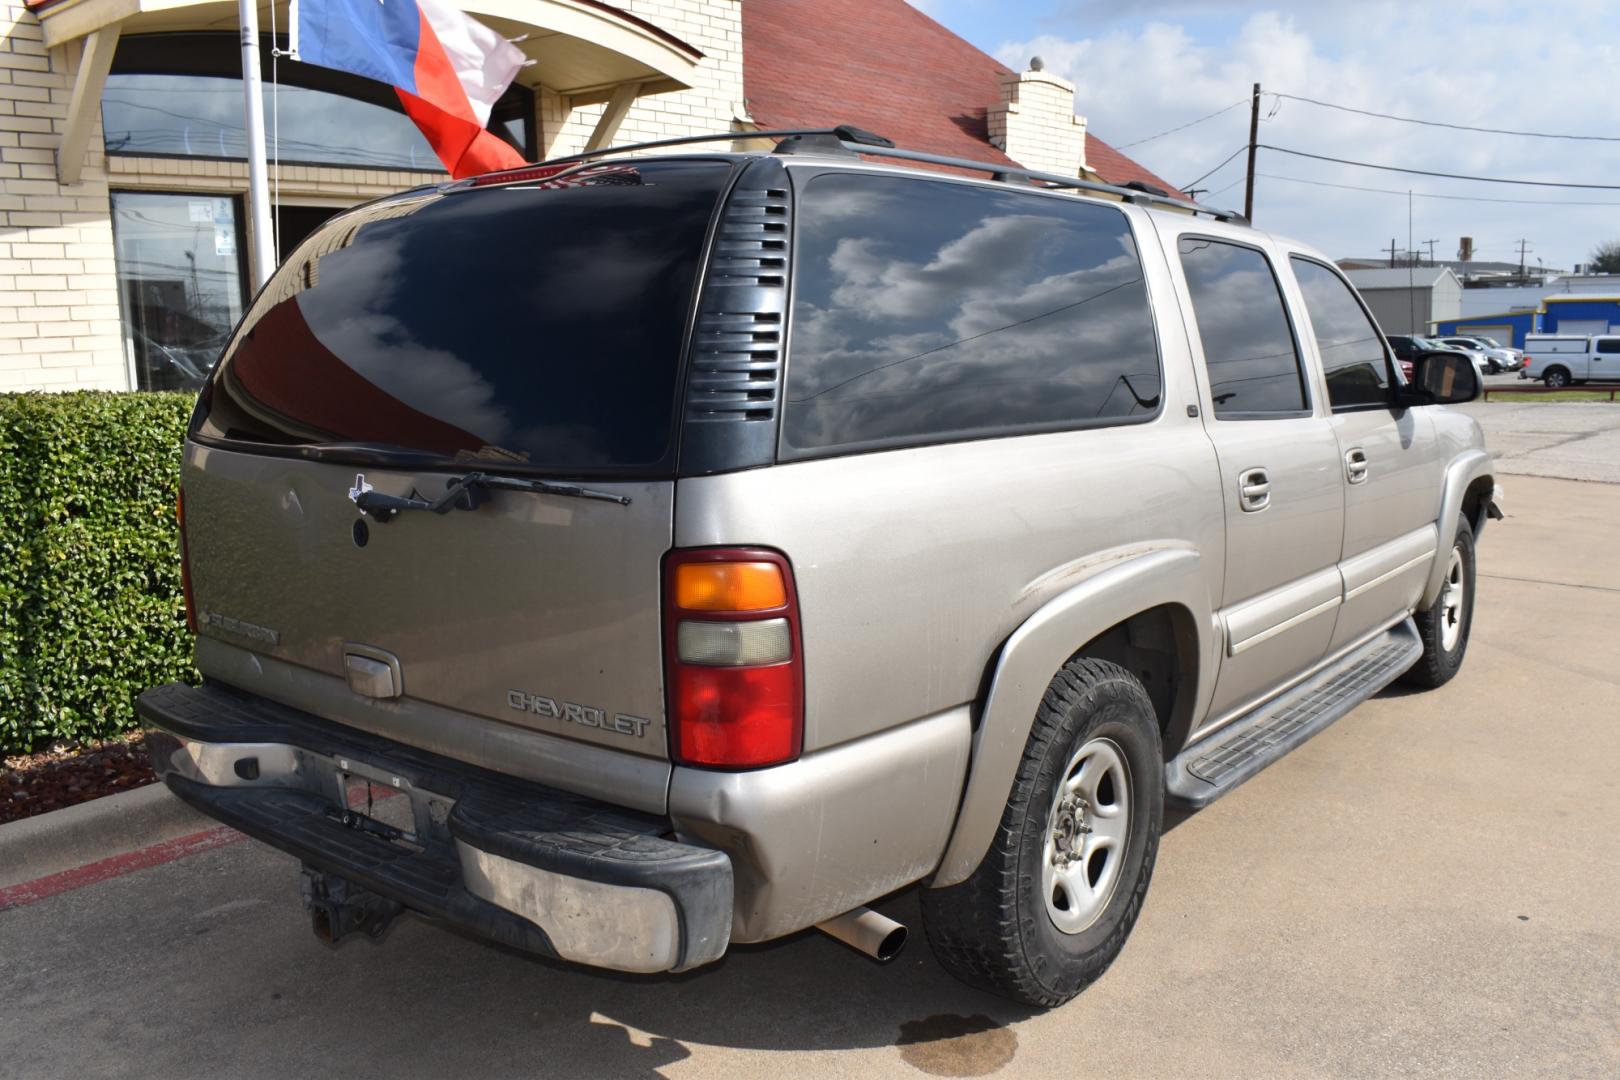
(921, 658), (1162, 1007)
(1401, 513), (1476, 689)
(1544, 367), (1571, 388)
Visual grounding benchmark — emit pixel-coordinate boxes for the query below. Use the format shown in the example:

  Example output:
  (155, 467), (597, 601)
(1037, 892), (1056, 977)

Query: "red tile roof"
(742, 0), (1184, 197)
(1084, 134), (1183, 197)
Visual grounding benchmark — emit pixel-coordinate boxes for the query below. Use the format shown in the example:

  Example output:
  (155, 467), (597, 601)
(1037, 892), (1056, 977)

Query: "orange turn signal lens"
(674, 561), (787, 612)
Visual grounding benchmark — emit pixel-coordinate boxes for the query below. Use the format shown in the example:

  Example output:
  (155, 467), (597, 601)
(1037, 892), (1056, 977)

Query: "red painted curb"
(0, 782), (405, 912)
(0, 825), (246, 912)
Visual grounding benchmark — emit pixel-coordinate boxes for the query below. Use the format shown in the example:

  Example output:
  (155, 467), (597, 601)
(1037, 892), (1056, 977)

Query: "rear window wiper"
(349, 471), (630, 523)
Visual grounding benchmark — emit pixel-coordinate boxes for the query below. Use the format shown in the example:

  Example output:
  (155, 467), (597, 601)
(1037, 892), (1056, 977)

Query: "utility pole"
(1423, 239), (1439, 265)
(1515, 238), (1532, 278)
(1243, 82), (1260, 222)
(1385, 238), (1399, 268)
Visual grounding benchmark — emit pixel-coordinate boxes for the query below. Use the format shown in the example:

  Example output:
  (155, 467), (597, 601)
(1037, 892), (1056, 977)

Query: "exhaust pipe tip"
(816, 906), (908, 963)
(872, 922), (907, 962)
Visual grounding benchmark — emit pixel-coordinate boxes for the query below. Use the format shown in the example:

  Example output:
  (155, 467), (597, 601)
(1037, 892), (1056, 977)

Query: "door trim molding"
(1222, 567), (1342, 657)
(1341, 524), (1438, 599)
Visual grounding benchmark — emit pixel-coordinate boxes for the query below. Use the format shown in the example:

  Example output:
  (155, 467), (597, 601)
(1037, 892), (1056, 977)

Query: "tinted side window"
(1178, 238), (1307, 417)
(1597, 338), (1620, 354)
(1291, 257), (1391, 408)
(782, 173), (1161, 457)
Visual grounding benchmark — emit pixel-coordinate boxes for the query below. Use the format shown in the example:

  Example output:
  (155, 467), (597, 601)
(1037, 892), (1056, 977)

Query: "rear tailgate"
(179, 158), (739, 807)
(183, 447), (672, 758)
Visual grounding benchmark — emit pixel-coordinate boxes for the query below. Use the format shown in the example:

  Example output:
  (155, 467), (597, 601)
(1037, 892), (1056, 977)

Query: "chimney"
(1458, 236), (1474, 262)
(987, 58), (1089, 178)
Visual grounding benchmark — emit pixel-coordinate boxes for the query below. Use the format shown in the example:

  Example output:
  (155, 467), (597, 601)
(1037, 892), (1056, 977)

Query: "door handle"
(1345, 447), (1369, 485)
(1238, 467), (1271, 512)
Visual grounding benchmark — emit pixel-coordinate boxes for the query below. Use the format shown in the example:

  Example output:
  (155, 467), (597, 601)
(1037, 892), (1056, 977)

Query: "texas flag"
(290, 0), (528, 178)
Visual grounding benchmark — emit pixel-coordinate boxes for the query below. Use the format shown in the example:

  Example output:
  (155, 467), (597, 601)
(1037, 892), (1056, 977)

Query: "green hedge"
(0, 391), (197, 754)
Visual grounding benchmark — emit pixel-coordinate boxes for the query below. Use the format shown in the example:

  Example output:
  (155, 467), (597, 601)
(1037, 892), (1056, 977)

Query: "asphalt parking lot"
(1461, 380), (1620, 483)
(3, 413), (1618, 1079)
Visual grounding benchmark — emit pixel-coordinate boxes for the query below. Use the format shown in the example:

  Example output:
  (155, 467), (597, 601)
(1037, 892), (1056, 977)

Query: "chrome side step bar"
(1165, 619), (1423, 809)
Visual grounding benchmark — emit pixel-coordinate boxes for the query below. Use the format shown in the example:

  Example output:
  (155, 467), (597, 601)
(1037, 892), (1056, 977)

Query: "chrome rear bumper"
(137, 682), (732, 973)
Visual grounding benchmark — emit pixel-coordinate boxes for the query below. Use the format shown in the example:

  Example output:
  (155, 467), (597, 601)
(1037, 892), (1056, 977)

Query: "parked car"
(1440, 336), (1521, 374)
(1476, 336), (1525, 371)
(1387, 334), (1469, 382)
(1414, 336), (1489, 379)
(1523, 333), (1620, 387)
(137, 132), (1501, 1009)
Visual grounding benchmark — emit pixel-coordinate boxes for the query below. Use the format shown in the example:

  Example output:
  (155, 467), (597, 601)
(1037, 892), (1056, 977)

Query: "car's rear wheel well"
(1070, 604), (1199, 759)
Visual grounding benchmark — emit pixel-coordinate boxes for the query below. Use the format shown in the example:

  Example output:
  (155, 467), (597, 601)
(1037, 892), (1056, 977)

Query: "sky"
(907, 0), (1620, 272)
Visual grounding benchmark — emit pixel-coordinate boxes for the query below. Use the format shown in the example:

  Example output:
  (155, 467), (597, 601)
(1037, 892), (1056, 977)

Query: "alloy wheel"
(1041, 737), (1132, 935)
(1440, 546), (1466, 652)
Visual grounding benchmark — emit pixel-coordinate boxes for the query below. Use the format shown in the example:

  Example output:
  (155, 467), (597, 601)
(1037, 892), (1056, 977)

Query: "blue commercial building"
(1435, 295), (1620, 347)
(1433, 310), (1539, 348)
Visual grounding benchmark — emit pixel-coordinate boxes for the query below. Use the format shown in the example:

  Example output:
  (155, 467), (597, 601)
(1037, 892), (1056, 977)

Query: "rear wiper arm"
(348, 471), (630, 523)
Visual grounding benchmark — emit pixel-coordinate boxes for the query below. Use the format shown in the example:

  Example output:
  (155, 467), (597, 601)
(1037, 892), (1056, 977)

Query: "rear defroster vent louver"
(680, 160), (794, 474)
(687, 309), (782, 423)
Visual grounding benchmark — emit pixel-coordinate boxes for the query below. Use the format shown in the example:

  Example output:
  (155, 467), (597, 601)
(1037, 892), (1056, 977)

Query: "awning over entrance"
(32, 0), (703, 182)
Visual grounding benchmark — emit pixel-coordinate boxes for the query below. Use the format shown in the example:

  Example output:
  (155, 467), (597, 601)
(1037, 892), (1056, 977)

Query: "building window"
(102, 33), (533, 170)
(110, 192), (247, 392)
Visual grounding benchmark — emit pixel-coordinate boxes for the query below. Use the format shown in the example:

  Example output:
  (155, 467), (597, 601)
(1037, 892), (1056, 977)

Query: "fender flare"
(1422, 449), (1494, 607)
(930, 546), (1214, 888)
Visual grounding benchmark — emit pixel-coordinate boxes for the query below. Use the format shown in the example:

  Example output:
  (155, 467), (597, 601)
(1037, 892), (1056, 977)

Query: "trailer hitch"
(300, 866), (403, 946)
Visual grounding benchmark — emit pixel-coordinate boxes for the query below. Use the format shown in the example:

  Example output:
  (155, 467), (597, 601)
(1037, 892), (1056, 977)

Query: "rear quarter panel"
(673, 422), (1224, 755)
(677, 200), (1224, 757)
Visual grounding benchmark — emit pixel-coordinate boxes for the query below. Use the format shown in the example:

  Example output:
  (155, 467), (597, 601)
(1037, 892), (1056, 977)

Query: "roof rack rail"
(450, 126), (893, 188)
(450, 124), (1244, 223)
(836, 141), (1244, 223)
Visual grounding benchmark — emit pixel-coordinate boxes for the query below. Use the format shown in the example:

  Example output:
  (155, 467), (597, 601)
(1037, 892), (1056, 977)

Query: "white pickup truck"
(1523, 333), (1620, 387)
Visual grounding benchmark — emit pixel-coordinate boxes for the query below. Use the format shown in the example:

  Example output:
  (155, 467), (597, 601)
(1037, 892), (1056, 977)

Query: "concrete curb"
(0, 783), (209, 889)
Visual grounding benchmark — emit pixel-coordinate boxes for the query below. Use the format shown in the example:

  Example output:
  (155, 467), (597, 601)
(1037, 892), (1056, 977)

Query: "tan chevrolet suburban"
(139, 127), (1501, 1007)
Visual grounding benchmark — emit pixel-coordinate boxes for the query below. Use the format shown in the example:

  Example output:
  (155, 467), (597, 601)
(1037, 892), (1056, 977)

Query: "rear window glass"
(197, 159), (732, 475)
(782, 172), (1161, 458)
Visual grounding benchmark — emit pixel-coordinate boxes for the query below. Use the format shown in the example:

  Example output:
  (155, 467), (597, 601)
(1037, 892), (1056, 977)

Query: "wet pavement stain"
(896, 1014), (1018, 1076)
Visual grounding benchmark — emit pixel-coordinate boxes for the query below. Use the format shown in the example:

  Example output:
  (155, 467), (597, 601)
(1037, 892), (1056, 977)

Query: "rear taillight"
(177, 488), (196, 633)
(664, 548), (803, 769)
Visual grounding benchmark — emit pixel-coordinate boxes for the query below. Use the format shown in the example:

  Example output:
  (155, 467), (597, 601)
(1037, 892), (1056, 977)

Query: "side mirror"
(1403, 353), (1481, 405)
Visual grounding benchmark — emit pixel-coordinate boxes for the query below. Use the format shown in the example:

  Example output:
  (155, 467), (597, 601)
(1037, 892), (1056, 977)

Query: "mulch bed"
(2, 735), (157, 825)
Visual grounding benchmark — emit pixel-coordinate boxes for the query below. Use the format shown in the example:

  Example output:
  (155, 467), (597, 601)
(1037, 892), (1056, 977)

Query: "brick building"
(0, 0), (1176, 393)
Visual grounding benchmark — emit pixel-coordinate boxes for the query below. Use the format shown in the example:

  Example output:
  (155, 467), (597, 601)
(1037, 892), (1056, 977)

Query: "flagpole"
(238, 0), (276, 288)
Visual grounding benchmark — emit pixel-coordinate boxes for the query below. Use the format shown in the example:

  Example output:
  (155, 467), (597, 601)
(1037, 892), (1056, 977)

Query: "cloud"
(995, 5), (1620, 269)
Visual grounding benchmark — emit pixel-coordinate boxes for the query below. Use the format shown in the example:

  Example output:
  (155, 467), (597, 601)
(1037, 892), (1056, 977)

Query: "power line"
(1179, 145), (1249, 191)
(1256, 145), (1620, 190)
(1253, 171), (1620, 207)
(1114, 98), (1249, 150)
(1272, 91), (1620, 143)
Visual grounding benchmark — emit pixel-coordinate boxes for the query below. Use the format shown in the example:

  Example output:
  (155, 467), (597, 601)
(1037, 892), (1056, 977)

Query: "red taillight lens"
(177, 488), (196, 633)
(664, 548), (803, 769)
(671, 664), (799, 766)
